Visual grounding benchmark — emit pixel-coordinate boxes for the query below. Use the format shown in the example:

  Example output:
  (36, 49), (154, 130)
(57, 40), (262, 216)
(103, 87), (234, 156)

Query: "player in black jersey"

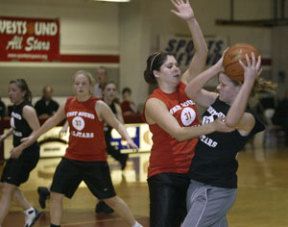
(0, 79), (41, 227)
(182, 53), (267, 226)
(95, 81), (129, 214)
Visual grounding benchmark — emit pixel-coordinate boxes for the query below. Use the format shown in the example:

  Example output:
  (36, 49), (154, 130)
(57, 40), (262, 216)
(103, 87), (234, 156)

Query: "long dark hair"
(144, 51), (172, 84)
(9, 79), (32, 102)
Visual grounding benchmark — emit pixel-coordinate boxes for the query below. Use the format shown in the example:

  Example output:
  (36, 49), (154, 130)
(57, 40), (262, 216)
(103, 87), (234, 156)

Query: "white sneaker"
(132, 221), (143, 227)
(24, 208), (41, 227)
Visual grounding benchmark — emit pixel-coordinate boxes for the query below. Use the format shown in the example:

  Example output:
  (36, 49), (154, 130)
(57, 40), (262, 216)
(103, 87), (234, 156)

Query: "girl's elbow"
(185, 87), (197, 99)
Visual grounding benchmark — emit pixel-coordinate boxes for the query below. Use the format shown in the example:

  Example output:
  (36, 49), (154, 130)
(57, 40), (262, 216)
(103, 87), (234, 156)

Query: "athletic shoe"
(95, 201), (114, 214)
(24, 208), (42, 227)
(37, 186), (50, 209)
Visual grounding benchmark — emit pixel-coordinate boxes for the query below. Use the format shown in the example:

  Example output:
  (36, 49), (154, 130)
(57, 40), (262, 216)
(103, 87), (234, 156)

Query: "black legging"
(148, 173), (190, 227)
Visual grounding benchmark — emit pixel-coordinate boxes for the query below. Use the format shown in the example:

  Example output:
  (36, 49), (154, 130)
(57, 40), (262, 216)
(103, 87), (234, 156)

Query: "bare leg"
(50, 192), (64, 225)
(103, 196), (136, 226)
(13, 188), (31, 210)
(0, 183), (16, 224)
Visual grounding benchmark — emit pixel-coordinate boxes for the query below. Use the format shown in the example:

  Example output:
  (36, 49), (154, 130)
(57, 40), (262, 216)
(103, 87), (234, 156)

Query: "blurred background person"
(94, 66), (108, 98)
(272, 90), (288, 144)
(0, 97), (6, 119)
(121, 87), (138, 117)
(34, 85), (59, 119)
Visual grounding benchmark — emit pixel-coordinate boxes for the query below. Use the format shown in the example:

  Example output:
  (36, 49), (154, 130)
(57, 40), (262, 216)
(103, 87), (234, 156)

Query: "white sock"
(132, 221), (143, 227)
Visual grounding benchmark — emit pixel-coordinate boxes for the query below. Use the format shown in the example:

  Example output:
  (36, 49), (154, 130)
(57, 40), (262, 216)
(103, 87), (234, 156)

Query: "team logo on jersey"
(181, 107), (196, 126)
(72, 116), (85, 131)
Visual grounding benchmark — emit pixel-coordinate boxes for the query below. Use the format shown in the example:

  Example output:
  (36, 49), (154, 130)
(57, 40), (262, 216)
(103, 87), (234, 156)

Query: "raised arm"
(171, 0), (208, 83)
(225, 53), (262, 133)
(145, 98), (230, 141)
(185, 56), (223, 107)
(96, 101), (137, 149)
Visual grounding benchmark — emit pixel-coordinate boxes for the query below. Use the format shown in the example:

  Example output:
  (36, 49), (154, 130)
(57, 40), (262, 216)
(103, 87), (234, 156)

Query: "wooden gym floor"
(1, 137), (288, 227)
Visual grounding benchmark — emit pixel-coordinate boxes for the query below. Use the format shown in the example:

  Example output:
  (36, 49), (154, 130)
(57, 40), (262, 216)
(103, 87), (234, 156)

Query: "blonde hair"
(250, 78), (277, 97)
(229, 76), (277, 97)
(72, 70), (96, 95)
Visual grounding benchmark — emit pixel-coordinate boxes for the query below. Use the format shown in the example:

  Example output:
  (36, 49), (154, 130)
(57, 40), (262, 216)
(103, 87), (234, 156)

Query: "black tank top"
(189, 98), (265, 188)
(10, 101), (37, 147)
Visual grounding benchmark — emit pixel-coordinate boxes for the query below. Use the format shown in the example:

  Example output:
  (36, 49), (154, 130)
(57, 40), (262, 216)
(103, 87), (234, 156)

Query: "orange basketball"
(223, 43), (260, 82)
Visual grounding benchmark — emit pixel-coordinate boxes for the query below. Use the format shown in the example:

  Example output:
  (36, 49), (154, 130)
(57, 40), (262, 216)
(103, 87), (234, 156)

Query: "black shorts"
(1, 144), (40, 187)
(50, 157), (116, 199)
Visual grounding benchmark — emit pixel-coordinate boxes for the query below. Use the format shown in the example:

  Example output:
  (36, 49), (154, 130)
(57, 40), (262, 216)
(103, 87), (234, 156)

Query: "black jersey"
(10, 101), (37, 147)
(189, 98), (265, 188)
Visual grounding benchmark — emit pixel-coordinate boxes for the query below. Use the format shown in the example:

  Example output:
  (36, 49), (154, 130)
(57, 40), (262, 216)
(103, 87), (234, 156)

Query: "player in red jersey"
(143, 1), (230, 226)
(12, 70), (143, 227)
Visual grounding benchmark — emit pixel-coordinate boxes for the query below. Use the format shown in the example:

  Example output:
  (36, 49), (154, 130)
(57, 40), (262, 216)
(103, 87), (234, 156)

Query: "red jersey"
(64, 96), (107, 161)
(144, 82), (200, 177)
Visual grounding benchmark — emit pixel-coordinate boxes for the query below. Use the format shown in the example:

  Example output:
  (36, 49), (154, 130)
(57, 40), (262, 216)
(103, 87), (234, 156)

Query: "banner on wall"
(160, 35), (227, 70)
(0, 16), (60, 62)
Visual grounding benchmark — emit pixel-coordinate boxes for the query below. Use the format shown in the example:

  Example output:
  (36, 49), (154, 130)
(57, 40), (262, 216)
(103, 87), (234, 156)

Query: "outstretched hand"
(171, 0), (195, 21)
(127, 139), (138, 152)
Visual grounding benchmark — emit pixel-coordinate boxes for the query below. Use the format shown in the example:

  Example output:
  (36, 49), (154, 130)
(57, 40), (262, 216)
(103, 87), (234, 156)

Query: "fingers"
(257, 67), (263, 76)
(171, 0), (188, 8)
(238, 58), (245, 69)
(239, 52), (260, 68)
(245, 53), (251, 67)
(170, 9), (181, 17)
(256, 55), (262, 70)
(170, 0), (180, 7)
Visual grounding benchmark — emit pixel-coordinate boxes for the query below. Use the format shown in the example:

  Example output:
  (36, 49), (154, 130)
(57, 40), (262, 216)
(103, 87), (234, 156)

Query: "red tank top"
(64, 96), (107, 161)
(145, 82), (200, 177)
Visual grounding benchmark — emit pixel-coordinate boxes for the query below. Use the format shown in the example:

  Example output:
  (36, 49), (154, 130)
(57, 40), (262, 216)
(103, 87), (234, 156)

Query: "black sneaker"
(37, 186), (50, 209)
(95, 201), (114, 214)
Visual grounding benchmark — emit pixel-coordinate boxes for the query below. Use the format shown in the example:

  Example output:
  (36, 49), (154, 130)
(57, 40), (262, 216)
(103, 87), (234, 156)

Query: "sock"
(132, 221), (143, 227)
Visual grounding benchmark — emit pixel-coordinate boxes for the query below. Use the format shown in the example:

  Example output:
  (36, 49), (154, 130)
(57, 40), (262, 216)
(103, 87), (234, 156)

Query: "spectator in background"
(0, 97), (6, 119)
(272, 90), (288, 144)
(121, 87), (138, 117)
(34, 85), (59, 119)
(94, 67), (108, 98)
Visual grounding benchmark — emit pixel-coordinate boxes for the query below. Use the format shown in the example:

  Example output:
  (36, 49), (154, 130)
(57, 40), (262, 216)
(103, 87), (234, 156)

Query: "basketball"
(223, 43), (260, 82)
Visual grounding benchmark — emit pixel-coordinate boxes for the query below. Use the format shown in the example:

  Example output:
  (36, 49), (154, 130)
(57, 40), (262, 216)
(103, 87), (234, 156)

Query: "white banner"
(160, 35), (227, 70)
